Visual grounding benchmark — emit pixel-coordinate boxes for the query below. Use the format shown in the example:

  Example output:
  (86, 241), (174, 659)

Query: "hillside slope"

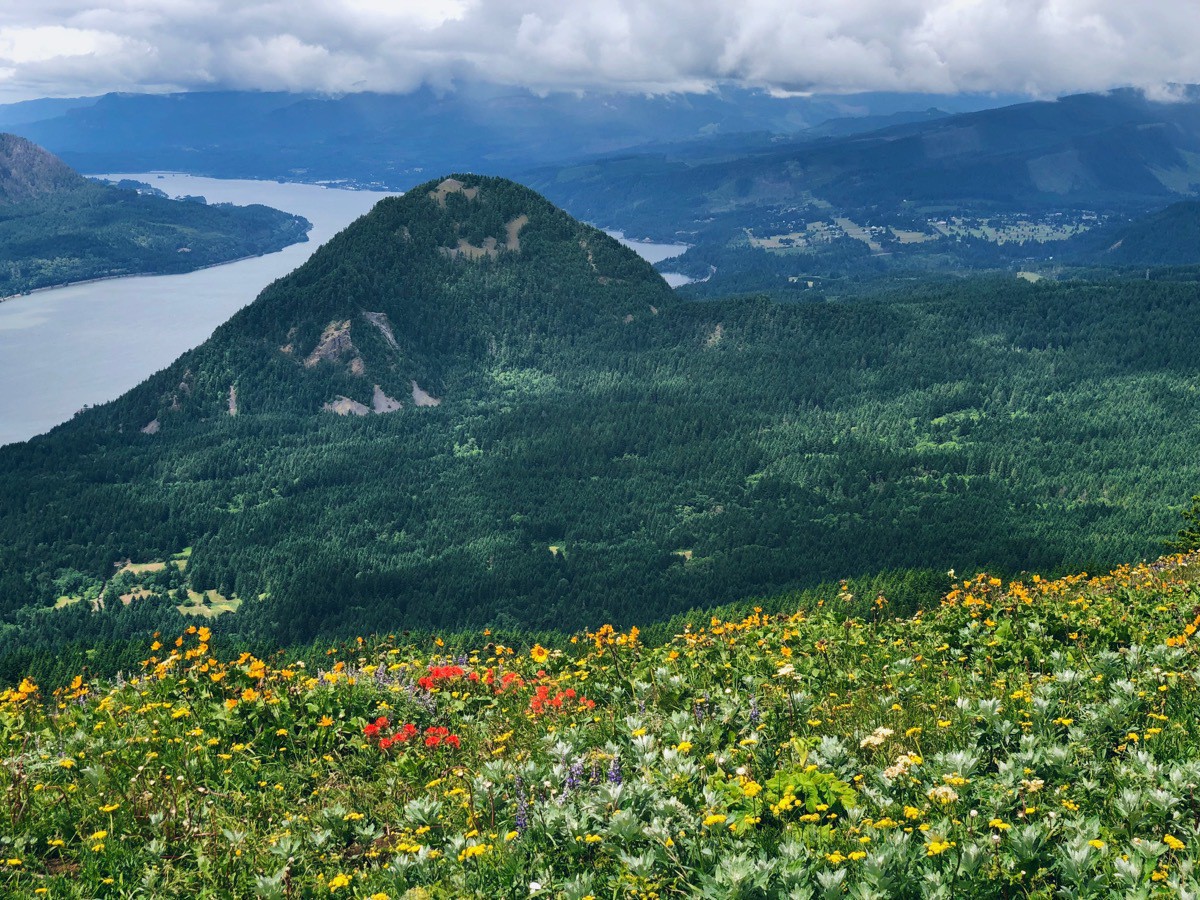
(3, 552), (1199, 896)
(0, 135), (311, 296)
(1065, 200), (1200, 267)
(4, 176), (1200, 662)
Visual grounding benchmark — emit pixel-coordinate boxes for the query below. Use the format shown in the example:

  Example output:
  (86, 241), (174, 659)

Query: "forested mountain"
(0, 135), (311, 296)
(3, 175), (1200, 681)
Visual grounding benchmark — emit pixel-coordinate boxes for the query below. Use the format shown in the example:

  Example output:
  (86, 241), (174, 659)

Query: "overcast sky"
(2, 1), (1199, 103)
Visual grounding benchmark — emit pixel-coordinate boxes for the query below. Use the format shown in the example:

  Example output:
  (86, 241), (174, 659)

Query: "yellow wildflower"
(328, 873), (352, 891)
(458, 843), (491, 861)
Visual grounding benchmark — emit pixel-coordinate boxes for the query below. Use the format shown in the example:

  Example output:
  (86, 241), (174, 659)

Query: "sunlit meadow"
(5, 554), (1200, 897)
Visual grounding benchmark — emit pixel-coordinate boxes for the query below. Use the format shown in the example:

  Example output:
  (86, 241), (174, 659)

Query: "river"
(0, 175), (690, 446)
(604, 230), (692, 286)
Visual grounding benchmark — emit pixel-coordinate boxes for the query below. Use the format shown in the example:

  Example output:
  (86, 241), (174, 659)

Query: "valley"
(4, 175), (1200, 692)
(2, 10), (1200, 894)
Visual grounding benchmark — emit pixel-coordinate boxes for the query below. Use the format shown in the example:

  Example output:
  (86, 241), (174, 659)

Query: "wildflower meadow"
(4, 554), (1200, 897)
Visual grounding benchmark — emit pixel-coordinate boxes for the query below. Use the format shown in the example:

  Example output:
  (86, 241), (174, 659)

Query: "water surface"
(603, 229), (688, 264)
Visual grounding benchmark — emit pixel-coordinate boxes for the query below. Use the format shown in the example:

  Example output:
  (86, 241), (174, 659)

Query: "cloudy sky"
(1, 0), (1198, 103)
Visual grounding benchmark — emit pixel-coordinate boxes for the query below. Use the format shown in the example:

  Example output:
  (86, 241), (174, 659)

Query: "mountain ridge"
(0, 86), (1019, 186)
(529, 87), (1200, 244)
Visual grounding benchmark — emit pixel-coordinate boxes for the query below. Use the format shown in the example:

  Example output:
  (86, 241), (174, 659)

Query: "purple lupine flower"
(566, 758), (585, 791)
(749, 697), (760, 727)
(607, 754), (623, 785)
(514, 776), (529, 834)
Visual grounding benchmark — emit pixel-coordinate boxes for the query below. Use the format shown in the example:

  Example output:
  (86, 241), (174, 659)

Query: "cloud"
(1, 0), (1199, 101)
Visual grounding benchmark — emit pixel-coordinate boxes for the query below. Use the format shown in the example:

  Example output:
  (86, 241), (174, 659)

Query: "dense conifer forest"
(2, 174), (1199, 684)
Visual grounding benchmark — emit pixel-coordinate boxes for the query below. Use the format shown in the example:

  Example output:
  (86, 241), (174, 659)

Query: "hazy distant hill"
(0, 134), (310, 296)
(800, 107), (952, 139)
(0, 96), (96, 129)
(0, 86), (1015, 187)
(531, 87), (1200, 236)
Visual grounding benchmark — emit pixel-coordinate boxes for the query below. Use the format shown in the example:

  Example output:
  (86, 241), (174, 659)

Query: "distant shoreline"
(0, 242), (309, 305)
(88, 170), (396, 193)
